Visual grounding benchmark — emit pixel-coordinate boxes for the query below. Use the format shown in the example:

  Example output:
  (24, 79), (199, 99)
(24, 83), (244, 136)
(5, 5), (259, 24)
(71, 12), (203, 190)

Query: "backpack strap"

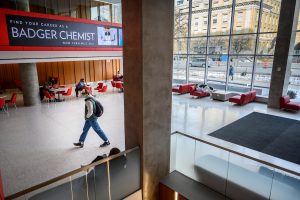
(86, 97), (96, 116)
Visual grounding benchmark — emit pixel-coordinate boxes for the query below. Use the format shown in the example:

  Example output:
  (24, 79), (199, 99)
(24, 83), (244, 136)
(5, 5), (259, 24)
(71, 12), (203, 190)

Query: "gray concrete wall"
(268, 0), (299, 108)
(123, 0), (174, 199)
(20, 63), (41, 106)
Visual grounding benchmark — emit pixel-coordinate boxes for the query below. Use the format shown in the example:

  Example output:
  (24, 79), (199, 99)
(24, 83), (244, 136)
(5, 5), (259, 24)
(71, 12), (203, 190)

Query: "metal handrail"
(172, 131), (300, 177)
(5, 146), (140, 200)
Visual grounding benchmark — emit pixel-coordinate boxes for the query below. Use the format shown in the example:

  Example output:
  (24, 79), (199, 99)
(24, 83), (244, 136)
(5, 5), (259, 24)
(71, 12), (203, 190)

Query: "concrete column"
(123, 0), (174, 199)
(268, 0), (300, 108)
(19, 63), (41, 106)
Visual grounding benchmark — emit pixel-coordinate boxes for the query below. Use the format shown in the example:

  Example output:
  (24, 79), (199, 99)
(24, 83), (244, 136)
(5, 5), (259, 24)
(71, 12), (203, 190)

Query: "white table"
(212, 91), (237, 101)
(50, 88), (66, 101)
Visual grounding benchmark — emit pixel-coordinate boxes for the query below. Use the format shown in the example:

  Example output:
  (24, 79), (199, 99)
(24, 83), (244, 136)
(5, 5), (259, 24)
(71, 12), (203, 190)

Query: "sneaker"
(73, 142), (84, 148)
(100, 141), (110, 148)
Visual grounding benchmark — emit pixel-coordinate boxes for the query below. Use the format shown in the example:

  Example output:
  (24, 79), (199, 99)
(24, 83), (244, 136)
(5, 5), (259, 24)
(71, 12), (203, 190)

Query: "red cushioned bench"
(189, 85), (210, 98)
(229, 90), (256, 105)
(172, 83), (196, 94)
(280, 96), (300, 111)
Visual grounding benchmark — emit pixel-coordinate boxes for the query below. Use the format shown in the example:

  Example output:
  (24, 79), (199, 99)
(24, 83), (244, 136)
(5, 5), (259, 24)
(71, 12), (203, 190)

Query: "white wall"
(0, 51), (123, 64)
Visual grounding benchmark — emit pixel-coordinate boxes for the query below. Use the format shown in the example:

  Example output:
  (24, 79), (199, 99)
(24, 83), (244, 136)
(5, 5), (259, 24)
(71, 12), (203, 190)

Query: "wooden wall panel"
(84, 61), (90, 82)
(105, 60), (113, 80)
(57, 62), (65, 85)
(0, 65), (13, 88)
(101, 60), (106, 80)
(74, 61), (85, 83)
(62, 62), (70, 84)
(94, 60), (102, 81)
(89, 60), (95, 82)
(63, 61), (75, 84)
(37, 63), (47, 85)
(45, 62), (53, 81)
(117, 59), (121, 72)
(113, 60), (118, 75)
(10, 64), (19, 81)
(0, 59), (120, 89)
(52, 62), (59, 78)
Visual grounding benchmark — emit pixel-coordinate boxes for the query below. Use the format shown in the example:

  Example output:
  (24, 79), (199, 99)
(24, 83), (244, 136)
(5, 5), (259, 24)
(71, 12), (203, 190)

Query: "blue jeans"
(79, 119), (108, 143)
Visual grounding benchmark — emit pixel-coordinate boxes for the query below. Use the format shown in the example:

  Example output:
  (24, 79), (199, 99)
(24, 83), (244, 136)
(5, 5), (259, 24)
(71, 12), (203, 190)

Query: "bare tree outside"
(174, 10), (188, 38)
(231, 36), (251, 54)
(190, 38), (206, 54)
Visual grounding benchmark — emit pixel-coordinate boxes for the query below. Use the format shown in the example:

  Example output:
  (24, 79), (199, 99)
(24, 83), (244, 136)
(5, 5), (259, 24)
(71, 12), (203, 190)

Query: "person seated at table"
(75, 78), (86, 97)
(49, 77), (58, 85)
(116, 71), (123, 79)
(43, 81), (55, 95)
(113, 71), (123, 81)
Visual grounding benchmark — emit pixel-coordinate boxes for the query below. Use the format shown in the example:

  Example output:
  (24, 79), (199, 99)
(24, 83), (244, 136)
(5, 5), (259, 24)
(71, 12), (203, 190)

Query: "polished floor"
(1, 91), (300, 196)
(0, 91), (125, 196)
(171, 94), (300, 173)
(172, 94), (300, 136)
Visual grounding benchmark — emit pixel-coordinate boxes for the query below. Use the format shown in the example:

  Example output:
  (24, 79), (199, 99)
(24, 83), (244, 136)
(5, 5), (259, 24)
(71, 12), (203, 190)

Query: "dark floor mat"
(209, 112), (300, 165)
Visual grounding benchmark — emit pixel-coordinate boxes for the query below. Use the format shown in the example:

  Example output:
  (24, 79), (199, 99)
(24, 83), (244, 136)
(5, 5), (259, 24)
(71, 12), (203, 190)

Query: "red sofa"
(229, 90), (256, 105)
(189, 85), (210, 98)
(280, 96), (300, 111)
(172, 84), (196, 94)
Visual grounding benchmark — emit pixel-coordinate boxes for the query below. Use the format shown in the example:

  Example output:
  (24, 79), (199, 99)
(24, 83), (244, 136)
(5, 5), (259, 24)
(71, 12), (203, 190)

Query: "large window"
(288, 12), (300, 100)
(0, 0), (122, 23)
(173, 0), (282, 97)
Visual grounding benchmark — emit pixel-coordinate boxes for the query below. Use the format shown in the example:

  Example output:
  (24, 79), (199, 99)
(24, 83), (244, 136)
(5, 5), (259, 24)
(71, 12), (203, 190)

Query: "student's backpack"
(90, 99), (104, 117)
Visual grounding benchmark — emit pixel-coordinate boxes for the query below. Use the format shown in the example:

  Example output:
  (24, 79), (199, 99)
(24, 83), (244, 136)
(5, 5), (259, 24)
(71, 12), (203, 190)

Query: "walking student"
(73, 93), (110, 148)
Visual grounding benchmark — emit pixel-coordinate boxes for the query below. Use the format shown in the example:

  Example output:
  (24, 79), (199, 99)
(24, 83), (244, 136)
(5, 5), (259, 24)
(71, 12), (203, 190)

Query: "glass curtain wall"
(288, 12), (300, 100)
(173, 0), (281, 96)
(173, 0), (189, 84)
(90, 0), (122, 23)
(0, 0), (122, 23)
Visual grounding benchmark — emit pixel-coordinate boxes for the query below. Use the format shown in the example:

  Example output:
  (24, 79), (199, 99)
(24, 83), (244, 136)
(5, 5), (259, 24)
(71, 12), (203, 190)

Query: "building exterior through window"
(173, 0), (296, 98)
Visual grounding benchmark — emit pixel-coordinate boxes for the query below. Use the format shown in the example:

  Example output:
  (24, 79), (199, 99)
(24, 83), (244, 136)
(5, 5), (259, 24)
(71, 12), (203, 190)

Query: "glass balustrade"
(6, 147), (140, 200)
(170, 132), (300, 200)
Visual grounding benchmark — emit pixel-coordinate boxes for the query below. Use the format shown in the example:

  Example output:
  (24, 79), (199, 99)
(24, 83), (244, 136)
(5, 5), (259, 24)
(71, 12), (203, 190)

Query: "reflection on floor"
(1, 91), (300, 196)
(172, 94), (300, 184)
(0, 92), (125, 196)
(172, 94), (300, 137)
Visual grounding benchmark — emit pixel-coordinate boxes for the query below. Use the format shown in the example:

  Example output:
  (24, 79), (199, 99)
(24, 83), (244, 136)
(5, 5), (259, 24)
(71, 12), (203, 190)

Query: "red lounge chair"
(0, 98), (7, 113)
(189, 85), (210, 98)
(115, 82), (124, 92)
(280, 96), (300, 111)
(94, 82), (104, 90)
(5, 93), (17, 108)
(44, 90), (56, 102)
(83, 86), (92, 95)
(172, 84), (196, 94)
(62, 87), (73, 100)
(229, 90), (256, 105)
(111, 80), (116, 87)
(98, 85), (108, 93)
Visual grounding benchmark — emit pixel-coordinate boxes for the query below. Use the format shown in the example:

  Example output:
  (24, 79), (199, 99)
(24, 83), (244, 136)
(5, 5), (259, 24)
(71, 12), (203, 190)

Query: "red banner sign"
(0, 8), (122, 51)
